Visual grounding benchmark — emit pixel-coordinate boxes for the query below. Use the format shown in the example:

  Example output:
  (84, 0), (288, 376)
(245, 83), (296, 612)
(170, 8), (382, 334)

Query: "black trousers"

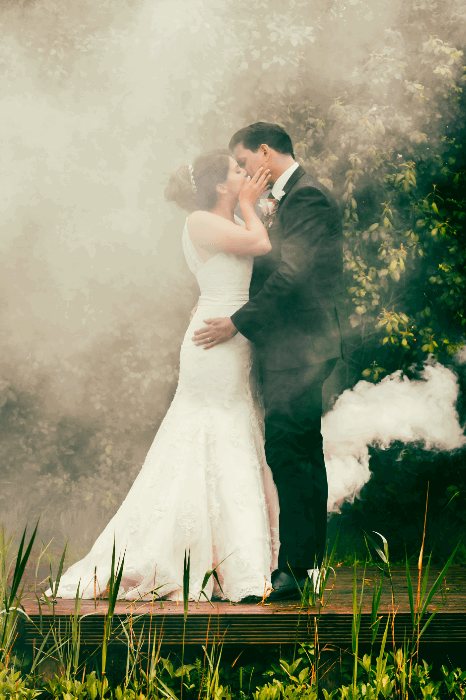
(261, 359), (338, 571)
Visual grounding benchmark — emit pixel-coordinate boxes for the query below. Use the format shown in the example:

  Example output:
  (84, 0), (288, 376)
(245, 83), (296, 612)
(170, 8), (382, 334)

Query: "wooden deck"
(17, 566), (466, 647)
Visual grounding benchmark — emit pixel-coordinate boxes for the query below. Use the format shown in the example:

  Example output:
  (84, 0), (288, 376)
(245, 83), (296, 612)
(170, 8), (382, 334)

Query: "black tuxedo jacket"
(231, 165), (344, 370)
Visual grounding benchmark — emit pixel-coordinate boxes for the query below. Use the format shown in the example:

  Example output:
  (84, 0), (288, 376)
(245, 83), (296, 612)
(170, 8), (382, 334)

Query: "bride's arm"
(187, 168), (271, 257)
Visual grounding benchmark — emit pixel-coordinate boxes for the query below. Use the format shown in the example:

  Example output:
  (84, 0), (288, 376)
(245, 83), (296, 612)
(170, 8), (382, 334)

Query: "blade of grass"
(36, 538), (54, 580)
(7, 520), (39, 611)
(374, 615), (390, 700)
(405, 554), (415, 629)
(101, 538), (125, 685)
(181, 549), (191, 700)
(318, 527), (340, 606)
(373, 531), (389, 564)
(52, 542), (68, 600)
(370, 568), (384, 650)
(417, 541), (460, 621)
(29, 626), (53, 674)
(419, 551), (432, 608)
(197, 555), (230, 604)
(183, 550), (190, 623)
(418, 602), (442, 641)
(352, 559), (366, 693)
(364, 532), (388, 566)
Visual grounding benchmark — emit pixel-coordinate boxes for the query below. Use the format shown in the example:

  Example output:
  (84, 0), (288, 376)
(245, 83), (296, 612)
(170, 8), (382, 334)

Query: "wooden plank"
(18, 566), (466, 647)
(21, 566), (466, 615)
(20, 612), (466, 646)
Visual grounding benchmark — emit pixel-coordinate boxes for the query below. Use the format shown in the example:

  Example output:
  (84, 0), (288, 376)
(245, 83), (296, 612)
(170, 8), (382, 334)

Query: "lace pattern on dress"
(47, 218), (280, 603)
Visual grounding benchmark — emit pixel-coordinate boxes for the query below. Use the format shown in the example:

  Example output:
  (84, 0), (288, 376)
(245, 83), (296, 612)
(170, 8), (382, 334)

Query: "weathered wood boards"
(19, 566), (466, 646)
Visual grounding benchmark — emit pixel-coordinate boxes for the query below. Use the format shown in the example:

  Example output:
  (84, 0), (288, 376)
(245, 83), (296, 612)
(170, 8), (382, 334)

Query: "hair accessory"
(187, 164), (197, 194)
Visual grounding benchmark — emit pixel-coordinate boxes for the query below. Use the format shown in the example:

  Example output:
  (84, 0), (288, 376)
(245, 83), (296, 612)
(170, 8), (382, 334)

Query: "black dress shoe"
(268, 570), (308, 601)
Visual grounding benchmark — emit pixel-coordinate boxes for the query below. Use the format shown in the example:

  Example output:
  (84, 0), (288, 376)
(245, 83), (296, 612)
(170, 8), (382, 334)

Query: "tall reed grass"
(0, 517), (464, 700)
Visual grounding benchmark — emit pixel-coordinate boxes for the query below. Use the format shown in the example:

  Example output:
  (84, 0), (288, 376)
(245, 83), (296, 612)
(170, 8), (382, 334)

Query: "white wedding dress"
(50, 219), (280, 602)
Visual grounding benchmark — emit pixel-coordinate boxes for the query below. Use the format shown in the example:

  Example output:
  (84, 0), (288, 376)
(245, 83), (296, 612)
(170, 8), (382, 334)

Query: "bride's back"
(183, 219), (253, 307)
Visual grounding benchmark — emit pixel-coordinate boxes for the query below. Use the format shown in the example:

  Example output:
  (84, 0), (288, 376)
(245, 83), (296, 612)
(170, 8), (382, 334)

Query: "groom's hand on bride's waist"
(192, 317), (238, 349)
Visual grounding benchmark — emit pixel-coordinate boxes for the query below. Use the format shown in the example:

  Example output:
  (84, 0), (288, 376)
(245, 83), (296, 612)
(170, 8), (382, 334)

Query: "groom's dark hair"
(229, 122), (295, 158)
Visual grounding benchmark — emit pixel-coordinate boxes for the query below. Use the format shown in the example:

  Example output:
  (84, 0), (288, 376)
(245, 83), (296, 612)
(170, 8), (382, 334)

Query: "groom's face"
(233, 143), (267, 179)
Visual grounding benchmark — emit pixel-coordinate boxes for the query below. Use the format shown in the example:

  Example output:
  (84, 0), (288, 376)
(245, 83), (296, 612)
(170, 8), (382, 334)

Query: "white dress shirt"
(271, 161), (300, 200)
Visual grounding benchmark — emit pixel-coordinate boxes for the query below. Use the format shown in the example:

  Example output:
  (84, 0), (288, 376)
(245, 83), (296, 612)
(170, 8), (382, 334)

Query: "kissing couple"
(49, 122), (344, 603)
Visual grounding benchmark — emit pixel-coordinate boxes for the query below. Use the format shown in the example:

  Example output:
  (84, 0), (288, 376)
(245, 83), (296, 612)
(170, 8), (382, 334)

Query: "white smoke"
(456, 344), (466, 364)
(323, 360), (466, 513)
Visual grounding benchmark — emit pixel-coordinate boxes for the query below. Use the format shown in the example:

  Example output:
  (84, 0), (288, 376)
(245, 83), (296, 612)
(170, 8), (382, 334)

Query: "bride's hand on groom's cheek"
(192, 317), (238, 349)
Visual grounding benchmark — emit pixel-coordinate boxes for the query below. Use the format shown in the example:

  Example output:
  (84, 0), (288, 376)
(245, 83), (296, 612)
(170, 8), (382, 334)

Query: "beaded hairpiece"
(187, 164), (197, 194)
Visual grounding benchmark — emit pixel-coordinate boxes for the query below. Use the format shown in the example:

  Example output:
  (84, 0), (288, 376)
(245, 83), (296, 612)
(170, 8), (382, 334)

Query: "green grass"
(1, 519), (465, 700)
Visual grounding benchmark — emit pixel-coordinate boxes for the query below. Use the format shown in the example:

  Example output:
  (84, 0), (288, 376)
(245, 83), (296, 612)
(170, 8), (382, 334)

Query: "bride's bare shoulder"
(187, 211), (232, 238)
(187, 210), (215, 227)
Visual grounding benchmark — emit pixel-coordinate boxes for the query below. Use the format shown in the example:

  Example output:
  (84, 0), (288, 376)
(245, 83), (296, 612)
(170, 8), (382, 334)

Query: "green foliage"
(195, 0), (466, 380)
(0, 664), (40, 699)
(0, 519), (464, 700)
(332, 438), (466, 567)
(0, 524), (38, 665)
(47, 672), (107, 700)
(2, 646), (465, 700)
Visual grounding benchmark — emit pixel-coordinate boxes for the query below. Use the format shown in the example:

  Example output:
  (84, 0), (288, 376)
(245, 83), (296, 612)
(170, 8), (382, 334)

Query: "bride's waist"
(198, 291), (249, 306)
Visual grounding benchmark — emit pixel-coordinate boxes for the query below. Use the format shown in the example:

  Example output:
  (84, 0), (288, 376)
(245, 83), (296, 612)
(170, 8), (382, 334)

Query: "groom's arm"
(230, 185), (339, 342)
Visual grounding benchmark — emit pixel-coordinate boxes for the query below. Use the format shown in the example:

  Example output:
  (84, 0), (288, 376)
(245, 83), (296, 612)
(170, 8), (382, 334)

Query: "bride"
(48, 150), (280, 603)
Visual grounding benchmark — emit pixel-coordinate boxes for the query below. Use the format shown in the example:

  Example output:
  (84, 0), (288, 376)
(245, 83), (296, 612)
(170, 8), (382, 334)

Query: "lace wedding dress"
(50, 219), (279, 602)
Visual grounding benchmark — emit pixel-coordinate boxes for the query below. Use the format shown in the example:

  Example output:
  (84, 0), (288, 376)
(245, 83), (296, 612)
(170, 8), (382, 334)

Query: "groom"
(193, 122), (343, 600)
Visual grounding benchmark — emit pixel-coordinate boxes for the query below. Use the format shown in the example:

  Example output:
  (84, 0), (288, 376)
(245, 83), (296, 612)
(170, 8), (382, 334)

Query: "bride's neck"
(209, 197), (237, 223)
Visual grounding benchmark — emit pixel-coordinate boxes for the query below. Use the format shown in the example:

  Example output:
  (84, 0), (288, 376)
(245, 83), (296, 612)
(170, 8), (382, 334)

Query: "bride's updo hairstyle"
(165, 149), (231, 212)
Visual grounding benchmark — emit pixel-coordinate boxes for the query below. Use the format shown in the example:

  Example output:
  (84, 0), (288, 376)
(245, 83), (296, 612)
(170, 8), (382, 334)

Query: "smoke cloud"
(323, 360), (466, 513)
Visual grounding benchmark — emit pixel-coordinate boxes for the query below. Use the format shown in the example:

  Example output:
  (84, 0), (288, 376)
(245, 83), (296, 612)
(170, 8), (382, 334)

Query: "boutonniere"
(258, 197), (280, 229)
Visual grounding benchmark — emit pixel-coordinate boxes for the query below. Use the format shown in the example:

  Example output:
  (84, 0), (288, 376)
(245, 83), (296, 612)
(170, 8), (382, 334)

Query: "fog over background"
(1, 0), (465, 563)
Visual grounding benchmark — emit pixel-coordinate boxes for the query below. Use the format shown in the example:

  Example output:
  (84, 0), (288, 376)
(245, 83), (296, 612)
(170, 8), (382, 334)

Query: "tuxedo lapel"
(277, 165), (306, 208)
(261, 165), (306, 235)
